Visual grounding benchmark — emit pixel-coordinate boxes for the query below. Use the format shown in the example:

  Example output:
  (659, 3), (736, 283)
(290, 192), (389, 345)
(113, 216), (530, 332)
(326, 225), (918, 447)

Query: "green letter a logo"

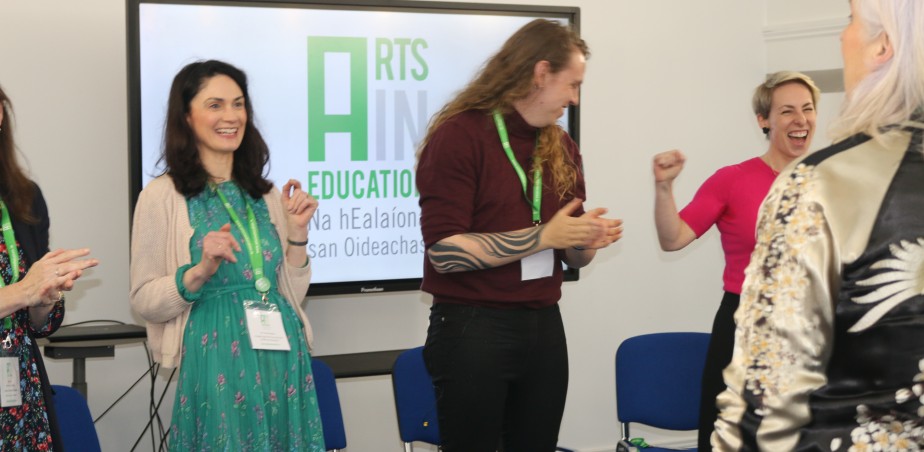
(307, 37), (368, 162)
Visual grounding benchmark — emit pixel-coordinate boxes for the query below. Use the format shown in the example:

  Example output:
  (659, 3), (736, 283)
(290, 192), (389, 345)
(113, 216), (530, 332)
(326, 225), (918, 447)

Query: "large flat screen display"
(128, 0), (581, 296)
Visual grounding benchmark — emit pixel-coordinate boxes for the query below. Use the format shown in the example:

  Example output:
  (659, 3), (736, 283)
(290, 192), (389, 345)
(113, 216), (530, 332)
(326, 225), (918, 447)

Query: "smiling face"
(186, 74), (246, 158)
(518, 50), (586, 127)
(758, 82), (817, 162)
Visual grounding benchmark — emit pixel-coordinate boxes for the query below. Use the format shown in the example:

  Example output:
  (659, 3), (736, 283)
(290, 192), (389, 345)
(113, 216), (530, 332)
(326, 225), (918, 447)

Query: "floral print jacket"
(714, 126), (924, 451)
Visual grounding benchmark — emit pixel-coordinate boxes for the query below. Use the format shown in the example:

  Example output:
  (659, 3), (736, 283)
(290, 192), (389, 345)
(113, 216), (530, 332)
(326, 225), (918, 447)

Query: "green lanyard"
(493, 110), (542, 224)
(213, 185), (271, 297)
(0, 200), (20, 332)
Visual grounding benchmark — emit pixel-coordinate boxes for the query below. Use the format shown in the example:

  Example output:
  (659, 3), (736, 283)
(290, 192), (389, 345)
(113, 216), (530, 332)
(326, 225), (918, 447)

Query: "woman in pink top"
(652, 71), (820, 451)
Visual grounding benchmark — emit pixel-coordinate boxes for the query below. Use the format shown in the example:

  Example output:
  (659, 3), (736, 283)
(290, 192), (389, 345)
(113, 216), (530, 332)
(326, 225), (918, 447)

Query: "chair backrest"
(312, 358), (347, 451)
(615, 332), (710, 431)
(391, 346), (441, 446)
(51, 384), (102, 452)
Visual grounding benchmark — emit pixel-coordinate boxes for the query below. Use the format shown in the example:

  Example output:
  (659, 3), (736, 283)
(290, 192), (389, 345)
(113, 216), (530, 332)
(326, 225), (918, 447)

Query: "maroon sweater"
(416, 109), (586, 309)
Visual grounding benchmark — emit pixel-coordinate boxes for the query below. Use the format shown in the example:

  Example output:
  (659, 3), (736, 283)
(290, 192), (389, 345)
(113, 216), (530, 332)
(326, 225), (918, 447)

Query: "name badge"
(0, 356), (22, 408)
(521, 248), (554, 281)
(244, 301), (291, 351)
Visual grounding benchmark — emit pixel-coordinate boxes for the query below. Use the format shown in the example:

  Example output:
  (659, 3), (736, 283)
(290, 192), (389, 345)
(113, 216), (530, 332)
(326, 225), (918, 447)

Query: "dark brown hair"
(160, 60), (272, 198)
(0, 85), (36, 223)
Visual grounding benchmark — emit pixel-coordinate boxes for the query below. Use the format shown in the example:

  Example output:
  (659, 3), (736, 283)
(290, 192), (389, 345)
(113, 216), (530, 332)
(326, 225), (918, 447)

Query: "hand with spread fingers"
(22, 248), (99, 308)
(540, 198), (624, 250)
(577, 206), (624, 250)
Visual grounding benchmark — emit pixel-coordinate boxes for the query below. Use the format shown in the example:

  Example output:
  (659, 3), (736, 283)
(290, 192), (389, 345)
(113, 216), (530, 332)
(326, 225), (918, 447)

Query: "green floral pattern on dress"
(169, 182), (324, 451)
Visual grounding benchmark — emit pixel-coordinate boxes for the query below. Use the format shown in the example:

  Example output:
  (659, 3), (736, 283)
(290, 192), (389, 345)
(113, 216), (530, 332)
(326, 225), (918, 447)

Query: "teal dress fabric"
(169, 182), (325, 451)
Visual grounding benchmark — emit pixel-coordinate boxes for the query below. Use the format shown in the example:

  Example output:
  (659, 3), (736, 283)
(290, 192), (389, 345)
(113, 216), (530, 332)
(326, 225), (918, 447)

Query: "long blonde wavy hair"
(417, 19), (589, 199)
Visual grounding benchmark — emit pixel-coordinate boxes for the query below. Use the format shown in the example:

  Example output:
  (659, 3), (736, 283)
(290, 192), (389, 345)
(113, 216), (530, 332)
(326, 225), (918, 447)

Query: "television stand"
(41, 324), (148, 398)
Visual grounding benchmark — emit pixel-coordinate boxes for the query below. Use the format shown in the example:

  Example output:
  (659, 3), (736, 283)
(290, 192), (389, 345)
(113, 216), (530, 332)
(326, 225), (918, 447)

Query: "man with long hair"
(416, 19), (622, 451)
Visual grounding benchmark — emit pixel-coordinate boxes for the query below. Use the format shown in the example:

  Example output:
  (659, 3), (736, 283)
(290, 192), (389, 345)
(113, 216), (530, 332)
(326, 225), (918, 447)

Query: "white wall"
(0, 0), (848, 450)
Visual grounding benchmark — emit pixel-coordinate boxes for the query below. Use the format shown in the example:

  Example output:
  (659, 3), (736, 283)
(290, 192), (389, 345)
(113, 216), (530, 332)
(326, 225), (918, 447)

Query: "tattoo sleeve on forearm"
(428, 227), (543, 272)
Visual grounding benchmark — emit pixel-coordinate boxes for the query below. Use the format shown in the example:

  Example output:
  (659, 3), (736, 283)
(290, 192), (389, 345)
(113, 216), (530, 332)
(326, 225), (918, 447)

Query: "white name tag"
(244, 303), (291, 351)
(521, 248), (554, 281)
(0, 356), (22, 408)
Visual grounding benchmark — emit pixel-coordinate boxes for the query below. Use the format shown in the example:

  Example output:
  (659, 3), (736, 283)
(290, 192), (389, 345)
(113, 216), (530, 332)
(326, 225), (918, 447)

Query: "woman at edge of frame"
(714, 1), (924, 450)
(0, 84), (99, 450)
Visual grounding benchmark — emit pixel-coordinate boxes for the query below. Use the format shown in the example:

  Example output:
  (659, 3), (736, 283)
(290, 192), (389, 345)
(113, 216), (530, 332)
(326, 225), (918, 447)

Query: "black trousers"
(423, 302), (569, 452)
(698, 291), (740, 451)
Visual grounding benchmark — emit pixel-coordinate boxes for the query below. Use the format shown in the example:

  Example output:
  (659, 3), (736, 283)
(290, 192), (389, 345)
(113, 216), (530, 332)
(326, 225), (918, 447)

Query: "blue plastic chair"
(51, 384), (102, 452)
(312, 358), (347, 451)
(392, 347), (441, 451)
(615, 332), (711, 452)
(390, 347), (577, 452)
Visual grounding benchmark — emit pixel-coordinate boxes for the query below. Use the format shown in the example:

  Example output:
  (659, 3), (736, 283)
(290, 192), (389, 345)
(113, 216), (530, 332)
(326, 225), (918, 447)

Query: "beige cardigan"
(130, 175), (312, 369)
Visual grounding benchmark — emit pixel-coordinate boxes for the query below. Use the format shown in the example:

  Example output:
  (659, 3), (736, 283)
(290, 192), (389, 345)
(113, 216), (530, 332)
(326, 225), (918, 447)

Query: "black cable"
(147, 344), (163, 452)
(157, 415), (171, 452)
(59, 319), (127, 328)
(52, 319), (178, 450)
(130, 366), (176, 452)
(147, 345), (157, 452)
(139, 339), (165, 451)
(154, 367), (175, 451)
(93, 360), (158, 423)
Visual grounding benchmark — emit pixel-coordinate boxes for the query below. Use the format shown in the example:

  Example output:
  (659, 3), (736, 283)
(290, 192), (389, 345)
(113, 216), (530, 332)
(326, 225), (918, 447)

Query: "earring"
(762, 127), (770, 134)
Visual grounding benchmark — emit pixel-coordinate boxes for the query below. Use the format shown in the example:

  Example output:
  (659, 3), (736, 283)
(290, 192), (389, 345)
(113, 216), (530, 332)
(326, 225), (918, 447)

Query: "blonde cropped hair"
(752, 71), (821, 121)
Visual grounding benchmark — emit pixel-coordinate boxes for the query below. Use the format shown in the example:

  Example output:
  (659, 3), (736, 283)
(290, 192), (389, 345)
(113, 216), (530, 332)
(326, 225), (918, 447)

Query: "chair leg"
(404, 442), (413, 452)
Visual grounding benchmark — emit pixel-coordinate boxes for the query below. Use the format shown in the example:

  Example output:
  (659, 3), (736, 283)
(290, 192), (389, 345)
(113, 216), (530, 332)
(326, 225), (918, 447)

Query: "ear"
(756, 114), (769, 130)
(533, 60), (551, 88)
(870, 31), (894, 67)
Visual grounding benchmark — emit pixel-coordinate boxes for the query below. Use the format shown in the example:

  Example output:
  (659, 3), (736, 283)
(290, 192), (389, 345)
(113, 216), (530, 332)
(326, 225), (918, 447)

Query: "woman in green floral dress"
(130, 60), (325, 451)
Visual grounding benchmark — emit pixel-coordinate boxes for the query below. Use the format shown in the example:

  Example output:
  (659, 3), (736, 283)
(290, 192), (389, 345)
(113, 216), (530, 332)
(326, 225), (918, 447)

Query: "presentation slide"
(137, 2), (570, 286)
